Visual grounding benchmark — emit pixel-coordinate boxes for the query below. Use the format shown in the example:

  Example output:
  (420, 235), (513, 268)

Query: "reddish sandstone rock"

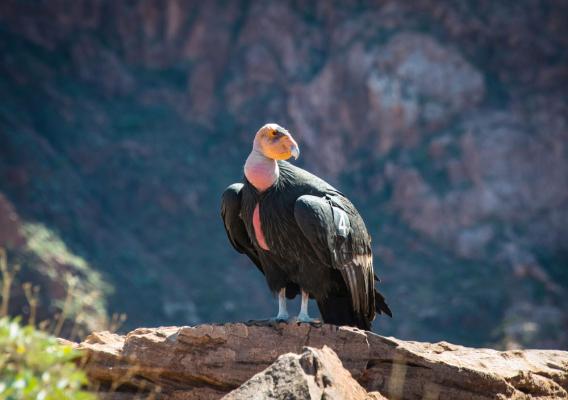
(76, 323), (568, 399)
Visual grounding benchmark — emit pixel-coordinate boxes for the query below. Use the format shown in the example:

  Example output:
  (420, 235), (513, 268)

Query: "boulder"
(222, 346), (371, 400)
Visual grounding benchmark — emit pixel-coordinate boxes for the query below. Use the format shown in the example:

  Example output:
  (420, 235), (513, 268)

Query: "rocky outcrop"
(76, 322), (568, 399)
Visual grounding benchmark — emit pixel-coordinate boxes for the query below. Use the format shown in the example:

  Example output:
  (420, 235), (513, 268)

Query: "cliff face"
(74, 322), (568, 399)
(1, 1), (567, 347)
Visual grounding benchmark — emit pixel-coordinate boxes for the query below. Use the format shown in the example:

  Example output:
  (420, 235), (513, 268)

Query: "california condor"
(221, 123), (391, 330)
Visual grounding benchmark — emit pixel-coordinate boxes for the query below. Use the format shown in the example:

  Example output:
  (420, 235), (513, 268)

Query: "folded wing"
(294, 194), (391, 328)
(221, 183), (263, 274)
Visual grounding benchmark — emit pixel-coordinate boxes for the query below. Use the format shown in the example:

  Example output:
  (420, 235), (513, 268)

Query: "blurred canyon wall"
(0, 0), (567, 348)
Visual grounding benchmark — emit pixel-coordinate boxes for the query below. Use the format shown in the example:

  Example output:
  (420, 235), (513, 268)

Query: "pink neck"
(244, 148), (279, 191)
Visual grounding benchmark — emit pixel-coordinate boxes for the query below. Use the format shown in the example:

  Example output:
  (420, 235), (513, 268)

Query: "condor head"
(253, 123), (300, 161)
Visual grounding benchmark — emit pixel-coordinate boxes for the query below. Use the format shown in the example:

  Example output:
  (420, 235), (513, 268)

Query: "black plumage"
(221, 160), (391, 330)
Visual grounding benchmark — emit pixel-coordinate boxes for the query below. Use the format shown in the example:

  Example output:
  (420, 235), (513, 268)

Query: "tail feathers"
(317, 290), (392, 331)
(375, 289), (392, 317)
(317, 295), (371, 331)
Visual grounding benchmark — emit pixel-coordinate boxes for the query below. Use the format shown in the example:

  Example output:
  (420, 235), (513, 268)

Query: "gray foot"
(270, 312), (289, 323)
(296, 312), (318, 324)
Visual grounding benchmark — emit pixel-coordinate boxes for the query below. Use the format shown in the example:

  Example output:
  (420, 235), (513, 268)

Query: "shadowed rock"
(74, 323), (568, 399)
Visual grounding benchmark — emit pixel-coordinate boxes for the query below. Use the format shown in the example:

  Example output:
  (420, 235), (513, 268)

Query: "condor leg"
(271, 287), (289, 322)
(297, 290), (317, 323)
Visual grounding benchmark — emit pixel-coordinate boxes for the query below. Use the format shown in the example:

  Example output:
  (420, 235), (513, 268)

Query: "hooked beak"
(290, 143), (300, 160)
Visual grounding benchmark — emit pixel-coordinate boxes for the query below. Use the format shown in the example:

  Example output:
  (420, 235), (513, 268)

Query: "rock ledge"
(75, 322), (568, 399)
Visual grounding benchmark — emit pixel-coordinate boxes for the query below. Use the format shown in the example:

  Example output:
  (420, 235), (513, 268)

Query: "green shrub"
(0, 317), (95, 400)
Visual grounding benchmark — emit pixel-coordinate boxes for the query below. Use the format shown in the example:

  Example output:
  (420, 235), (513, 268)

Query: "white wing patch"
(332, 207), (350, 238)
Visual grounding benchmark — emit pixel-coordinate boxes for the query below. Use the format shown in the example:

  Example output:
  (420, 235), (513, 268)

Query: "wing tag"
(332, 207), (350, 238)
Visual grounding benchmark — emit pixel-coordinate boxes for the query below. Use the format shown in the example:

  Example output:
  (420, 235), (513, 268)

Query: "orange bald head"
(253, 123), (300, 160)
